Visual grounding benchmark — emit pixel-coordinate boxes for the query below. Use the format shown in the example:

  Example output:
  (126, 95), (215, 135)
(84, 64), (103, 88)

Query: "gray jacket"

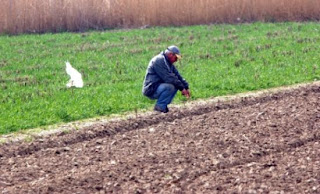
(142, 52), (189, 97)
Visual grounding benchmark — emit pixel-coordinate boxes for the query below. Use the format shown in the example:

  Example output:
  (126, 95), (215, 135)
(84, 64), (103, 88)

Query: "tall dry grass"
(1, 0), (320, 34)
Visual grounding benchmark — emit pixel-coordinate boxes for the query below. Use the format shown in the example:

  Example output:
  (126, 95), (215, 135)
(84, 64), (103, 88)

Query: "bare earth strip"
(0, 82), (319, 193)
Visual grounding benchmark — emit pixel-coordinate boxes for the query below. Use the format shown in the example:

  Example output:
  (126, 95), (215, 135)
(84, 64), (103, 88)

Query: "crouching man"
(142, 45), (190, 113)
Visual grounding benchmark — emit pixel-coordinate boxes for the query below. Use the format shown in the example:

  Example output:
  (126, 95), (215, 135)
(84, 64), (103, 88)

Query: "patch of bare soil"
(1, 84), (319, 193)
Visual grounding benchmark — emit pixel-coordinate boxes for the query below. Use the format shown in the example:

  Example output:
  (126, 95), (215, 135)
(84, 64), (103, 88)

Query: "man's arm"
(153, 59), (185, 91)
(172, 66), (189, 90)
(172, 66), (190, 98)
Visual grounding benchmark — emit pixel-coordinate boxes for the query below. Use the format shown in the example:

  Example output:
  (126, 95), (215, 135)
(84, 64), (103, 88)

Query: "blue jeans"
(150, 83), (178, 110)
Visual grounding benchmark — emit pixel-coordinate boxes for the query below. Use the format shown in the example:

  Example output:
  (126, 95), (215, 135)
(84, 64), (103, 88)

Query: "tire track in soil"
(174, 131), (320, 188)
(185, 140), (320, 193)
(0, 84), (319, 193)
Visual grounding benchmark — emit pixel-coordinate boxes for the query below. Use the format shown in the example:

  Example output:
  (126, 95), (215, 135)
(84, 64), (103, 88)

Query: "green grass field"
(1, 22), (320, 134)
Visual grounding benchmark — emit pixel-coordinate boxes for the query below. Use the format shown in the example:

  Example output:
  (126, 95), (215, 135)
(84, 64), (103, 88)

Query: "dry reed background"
(0, 0), (320, 34)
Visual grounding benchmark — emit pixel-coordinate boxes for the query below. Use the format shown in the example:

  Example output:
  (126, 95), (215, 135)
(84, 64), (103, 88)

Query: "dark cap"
(166, 45), (182, 59)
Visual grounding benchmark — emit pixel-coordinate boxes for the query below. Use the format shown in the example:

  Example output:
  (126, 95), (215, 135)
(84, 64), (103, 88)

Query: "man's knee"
(163, 83), (176, 93)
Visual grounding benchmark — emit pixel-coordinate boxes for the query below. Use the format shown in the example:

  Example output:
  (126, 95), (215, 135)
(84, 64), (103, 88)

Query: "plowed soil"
(1, 84), (320, 193)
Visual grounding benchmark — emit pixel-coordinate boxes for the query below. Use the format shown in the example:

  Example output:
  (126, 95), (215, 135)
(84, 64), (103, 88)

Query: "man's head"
(165, 45), (182, 63)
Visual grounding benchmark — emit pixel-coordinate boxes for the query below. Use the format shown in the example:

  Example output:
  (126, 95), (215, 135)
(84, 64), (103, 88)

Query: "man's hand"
(181, 89), (190, 99)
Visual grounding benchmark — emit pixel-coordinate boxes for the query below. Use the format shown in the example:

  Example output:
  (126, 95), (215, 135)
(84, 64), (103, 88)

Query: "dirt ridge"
(0, 84), (319, 159)
(1, 83), (319, 193)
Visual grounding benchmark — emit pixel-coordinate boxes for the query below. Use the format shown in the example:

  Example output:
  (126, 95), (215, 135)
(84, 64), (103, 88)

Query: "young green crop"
(0, 22), (320, 134)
